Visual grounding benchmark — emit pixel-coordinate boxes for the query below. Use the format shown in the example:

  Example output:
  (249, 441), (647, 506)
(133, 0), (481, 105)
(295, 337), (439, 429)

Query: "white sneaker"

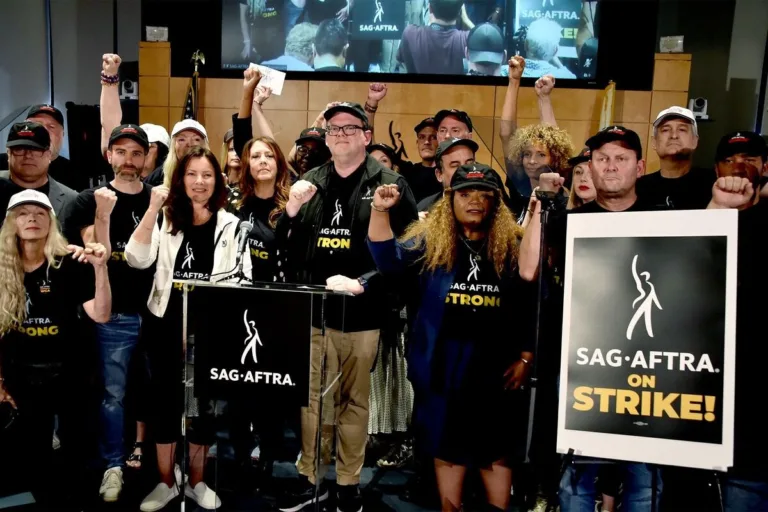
(140, 483), (179, 512)
(99, 467), (123, 502)
(185, 481), (222, 510)
(52, 433), (61, 450)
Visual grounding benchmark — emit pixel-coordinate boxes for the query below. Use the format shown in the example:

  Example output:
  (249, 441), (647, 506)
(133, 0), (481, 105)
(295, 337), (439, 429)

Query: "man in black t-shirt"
(399, 117), (441, 203)
(637, 106), (715, 210)
(521, 126), (665, 511)
(713, 131), (767, 208)
(64, 124), (153, 503)
(278, 102), (418, 512)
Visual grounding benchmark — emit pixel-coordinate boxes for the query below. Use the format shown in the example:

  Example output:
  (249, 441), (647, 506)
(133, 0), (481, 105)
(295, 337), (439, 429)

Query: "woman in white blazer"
(126, 146), (252, 511)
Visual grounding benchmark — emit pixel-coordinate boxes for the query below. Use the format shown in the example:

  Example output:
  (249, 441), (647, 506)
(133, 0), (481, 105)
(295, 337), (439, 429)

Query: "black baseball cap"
(467, 23), (505, 65)
(450, 163), (501, 192)
(414, 117), (436, 134)
(224, 128), (234, 143)
(715, 131), (768, 161)
(434, 109), (473, 132)
(435, 138), (479, 165)
(296, 127), (327, 144)
(568, 147), (592, 167)
(109, 124), (149, 152)
(27, 104), (65, 126)
(324, 102), (369, 127)
(585, 125), (643, 159)
(367, 143), (398, 163)
(6, 122), (51, 150)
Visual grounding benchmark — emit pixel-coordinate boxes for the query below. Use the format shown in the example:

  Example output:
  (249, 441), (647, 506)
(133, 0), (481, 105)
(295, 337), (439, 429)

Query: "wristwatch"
(357, 276), (368, 292)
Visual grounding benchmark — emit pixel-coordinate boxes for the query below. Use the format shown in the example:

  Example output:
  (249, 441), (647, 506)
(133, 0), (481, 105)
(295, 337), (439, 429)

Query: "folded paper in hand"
(249, 63), (286, 96)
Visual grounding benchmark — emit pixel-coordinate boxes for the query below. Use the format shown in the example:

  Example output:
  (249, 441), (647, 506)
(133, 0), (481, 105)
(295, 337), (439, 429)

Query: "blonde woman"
(144, 119), (210, 187)
(0, 190), (110, 505)
(368, 164), (536, 512)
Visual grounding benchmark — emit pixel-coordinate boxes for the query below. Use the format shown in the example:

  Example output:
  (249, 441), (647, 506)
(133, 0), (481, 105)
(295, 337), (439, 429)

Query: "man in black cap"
(418, 137), (479, 212)
(466, 22), (506, 76)
(63, 124), (155, 503)
(277, 101), (418, 512)
(1, 105), (76, 189)
(399, 117), (441, 203)
(293, 127), (332, 178)
(0, 121), (77, 225)
(713, 131), (768, 207)
(435, 108), (473, 143)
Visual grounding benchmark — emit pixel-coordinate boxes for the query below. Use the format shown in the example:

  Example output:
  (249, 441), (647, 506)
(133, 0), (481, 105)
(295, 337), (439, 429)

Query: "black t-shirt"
(636, 167), (716, 210)
(237, 195), (281, 283)
(47, 156), (78, 191)
(167, 215), (217, 317)
(400, 161), (442, 203)
(64, 183), (154, 314)
(0, 178), (51, 225)
(1, 257), (95, 377)
(305, 0), (347, 24)
(441, 240), (504, 342)
(309, 164), (367, 330)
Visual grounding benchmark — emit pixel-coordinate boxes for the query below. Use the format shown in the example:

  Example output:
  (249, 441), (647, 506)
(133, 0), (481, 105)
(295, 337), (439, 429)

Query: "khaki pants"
(298, 327), (380, 486)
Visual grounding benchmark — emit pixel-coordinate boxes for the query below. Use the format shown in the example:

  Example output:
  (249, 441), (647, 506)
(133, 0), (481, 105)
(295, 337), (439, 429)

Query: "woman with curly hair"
(0, 190), (111, 504)
(367, 164), (536, 511)
(508, 123), (575, 199)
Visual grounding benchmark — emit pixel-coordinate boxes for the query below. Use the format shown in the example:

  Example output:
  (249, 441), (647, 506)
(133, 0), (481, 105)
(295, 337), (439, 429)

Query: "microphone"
(235, 221), (253, 269)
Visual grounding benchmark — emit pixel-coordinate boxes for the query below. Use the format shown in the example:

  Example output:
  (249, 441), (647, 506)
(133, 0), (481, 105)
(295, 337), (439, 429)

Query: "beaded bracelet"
(101, 72), (120, 86)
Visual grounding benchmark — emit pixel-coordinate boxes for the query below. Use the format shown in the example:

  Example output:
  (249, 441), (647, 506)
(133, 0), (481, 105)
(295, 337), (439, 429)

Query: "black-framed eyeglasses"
(9, 147), (45, 157)
(326, 124), (364, 136)
(296, 145), (312, 155)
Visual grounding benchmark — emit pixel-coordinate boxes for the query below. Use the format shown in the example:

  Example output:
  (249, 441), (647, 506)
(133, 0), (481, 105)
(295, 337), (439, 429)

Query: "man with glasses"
(278, 102), (418, 512)
(0, 122), (77, 225)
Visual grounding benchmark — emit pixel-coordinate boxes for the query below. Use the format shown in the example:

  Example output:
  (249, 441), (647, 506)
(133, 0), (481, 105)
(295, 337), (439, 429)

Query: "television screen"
(221, 0), (599, 79)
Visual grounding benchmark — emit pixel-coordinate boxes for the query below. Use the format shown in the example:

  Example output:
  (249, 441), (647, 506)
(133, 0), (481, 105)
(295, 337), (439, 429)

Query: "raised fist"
(373, 184), (400, 211)
(508, 56), (525, 81)
(102, 53), (122, 76)
(538, 172), (565, 194)
(83, 242), (109, 267)
(367, 83), (388, 104)
(710, 176), (754, 209)
(535, 75), (555, 97)
(150, 185), (170, 211)
(243, 66), (262, 92)
(94, 187), (117, 218)
(286, 180), (318, 217)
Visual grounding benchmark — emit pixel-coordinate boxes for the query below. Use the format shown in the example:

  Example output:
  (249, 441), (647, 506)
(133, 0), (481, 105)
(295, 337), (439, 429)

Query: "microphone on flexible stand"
(232, 221), (253, 283)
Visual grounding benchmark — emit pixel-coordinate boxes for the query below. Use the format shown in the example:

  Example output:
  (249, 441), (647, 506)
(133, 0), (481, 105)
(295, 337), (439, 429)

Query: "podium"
(177, 279), (350, 511)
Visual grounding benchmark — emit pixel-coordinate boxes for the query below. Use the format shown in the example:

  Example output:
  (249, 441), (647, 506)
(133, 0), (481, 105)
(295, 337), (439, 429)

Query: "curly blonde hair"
(509, 124), (575, 175)
(0, 209), (70, 335)
(400, 191), (524, 277)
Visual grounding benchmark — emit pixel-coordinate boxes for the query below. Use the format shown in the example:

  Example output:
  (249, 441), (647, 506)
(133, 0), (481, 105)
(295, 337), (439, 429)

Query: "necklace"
(461, 236), (487, 261)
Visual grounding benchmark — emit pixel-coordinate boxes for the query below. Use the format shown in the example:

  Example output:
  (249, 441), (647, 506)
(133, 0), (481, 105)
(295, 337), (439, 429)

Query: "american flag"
(182, 72), (198, 120)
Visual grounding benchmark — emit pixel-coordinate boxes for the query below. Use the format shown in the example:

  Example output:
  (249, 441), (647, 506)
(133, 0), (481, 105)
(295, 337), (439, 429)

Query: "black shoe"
(278, 476), (329, 512)
(336, 484), (362, 512)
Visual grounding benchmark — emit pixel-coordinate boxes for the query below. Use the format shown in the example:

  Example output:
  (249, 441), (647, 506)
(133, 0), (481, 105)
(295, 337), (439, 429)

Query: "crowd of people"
(224, 0), (595, 78)
(0, 47), (765, 512)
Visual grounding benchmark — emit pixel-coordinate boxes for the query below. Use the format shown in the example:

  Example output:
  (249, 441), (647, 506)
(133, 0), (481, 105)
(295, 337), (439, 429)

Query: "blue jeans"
(284, 0), (304, 36)
(723, 477), (768, 511)
(559, 460), (662, 512)
(97, 313), (141, 469)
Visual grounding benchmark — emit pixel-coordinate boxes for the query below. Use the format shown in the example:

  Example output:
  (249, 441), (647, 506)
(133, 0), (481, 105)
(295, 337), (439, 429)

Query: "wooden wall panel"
(614, 91), (652, 124)
(652, 58), (692, 92)
(645, 125), (660, 173)
(138, 77), (169, 107)
(138, 107), (169, 129)
(650, 91), (689, 121)
(309, 81), (497, 117)
(169, 78), (189, 108)
(138, 42), (170, 77)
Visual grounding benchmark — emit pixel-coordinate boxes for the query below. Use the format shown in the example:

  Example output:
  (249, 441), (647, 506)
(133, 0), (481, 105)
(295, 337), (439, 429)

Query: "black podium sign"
(191, 285), (311, 406)
(351, 0), (406, 40)
(557, 210), (737, 470)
